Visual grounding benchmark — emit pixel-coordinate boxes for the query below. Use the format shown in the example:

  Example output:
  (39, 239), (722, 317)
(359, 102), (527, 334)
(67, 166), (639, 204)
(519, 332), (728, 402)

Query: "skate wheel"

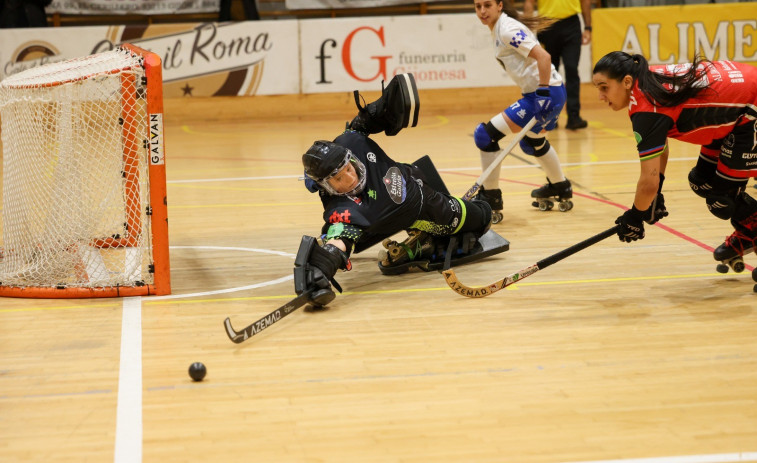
(753, 283), (757, 293)
(558, 200), (573, 212)
(538, 200), (553, 211)
(382, 238), (393, 249)
(531, 201), (539, 208)
(752, 267), (757, 283)
(731, 259), (745, 273)
(716, 263), (729, 274)
(492, 212), (503, 224)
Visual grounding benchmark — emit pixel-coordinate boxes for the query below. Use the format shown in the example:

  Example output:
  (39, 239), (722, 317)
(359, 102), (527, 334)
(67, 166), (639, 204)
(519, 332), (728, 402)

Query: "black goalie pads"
(410, 155), (450, 195)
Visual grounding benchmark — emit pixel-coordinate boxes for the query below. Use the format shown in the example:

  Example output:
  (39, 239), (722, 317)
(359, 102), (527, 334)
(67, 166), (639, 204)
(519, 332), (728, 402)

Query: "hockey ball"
(188, 362), (207, 381)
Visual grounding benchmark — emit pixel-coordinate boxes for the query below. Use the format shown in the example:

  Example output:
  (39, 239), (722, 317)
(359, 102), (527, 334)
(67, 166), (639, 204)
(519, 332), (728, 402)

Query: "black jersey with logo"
(317, 131), (423, 244)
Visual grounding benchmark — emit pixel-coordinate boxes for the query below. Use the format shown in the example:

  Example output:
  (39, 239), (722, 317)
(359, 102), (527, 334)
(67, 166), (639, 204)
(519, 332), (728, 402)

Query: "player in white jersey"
(472, 0), (574, 217)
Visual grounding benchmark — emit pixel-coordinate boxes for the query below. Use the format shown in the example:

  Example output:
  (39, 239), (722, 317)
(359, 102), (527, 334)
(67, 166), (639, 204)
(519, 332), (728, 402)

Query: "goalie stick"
(223, 289), (315, 343)
(462, 117), (538, 201)
(442, 225), (619, 298)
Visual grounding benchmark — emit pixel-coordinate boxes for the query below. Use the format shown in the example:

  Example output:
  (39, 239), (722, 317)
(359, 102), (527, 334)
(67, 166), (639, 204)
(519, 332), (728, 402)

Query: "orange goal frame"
(0, 44), (170, 298)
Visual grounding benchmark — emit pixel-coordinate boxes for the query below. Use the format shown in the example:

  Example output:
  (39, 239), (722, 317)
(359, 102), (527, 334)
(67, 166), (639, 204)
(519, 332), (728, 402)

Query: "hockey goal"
(0, 44), (170, 298)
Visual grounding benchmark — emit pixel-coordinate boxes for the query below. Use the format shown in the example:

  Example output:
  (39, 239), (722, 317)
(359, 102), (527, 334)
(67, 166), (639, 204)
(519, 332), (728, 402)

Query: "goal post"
(0, 44), (170, 298)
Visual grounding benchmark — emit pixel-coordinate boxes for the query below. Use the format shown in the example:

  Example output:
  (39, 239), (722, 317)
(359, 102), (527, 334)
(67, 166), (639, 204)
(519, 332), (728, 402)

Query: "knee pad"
(706, 195), (736, 220)
(688, 165), (715, 198)
(519, 135), (550, 157)
(704, 173), (751, 220)
(474, 122), (502, 152)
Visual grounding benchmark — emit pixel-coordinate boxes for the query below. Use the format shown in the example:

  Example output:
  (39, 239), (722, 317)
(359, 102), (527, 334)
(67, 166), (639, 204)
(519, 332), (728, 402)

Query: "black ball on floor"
(189, 362), (207, 381)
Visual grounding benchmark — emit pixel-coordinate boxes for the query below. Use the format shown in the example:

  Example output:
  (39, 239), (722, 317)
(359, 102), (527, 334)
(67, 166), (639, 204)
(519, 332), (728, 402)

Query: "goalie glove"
(294, 237), (349, 307)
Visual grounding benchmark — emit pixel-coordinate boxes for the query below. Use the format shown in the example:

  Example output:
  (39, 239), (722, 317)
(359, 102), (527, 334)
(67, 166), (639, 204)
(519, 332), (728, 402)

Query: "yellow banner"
(592, 3), (757, 67)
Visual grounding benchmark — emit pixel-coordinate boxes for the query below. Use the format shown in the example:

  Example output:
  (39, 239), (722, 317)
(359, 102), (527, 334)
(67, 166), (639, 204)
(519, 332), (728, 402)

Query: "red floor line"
(447, 171), (755, 272)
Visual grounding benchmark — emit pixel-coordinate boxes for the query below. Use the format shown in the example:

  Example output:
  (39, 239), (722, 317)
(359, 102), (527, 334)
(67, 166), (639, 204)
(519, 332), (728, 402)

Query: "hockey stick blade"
(462, 117), (538, 201)
(223, 289), (314, 343)
(442, 225), (619, 298)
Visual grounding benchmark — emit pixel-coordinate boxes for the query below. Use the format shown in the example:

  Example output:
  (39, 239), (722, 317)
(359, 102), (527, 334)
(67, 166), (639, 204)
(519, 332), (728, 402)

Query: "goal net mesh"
(0, 48), (154, 290)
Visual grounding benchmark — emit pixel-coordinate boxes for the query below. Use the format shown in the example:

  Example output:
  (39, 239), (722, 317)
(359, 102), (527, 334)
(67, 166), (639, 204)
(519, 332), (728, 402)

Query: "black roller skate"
(531, 178), (573, 212)
(378, 230), (437, 275)
(474, 186), (503, 224)
(713, 228), (757, 279)
(348, 73), (419, 137)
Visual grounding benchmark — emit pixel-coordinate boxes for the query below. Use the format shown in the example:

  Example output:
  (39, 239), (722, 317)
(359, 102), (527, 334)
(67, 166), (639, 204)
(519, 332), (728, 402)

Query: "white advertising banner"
(299, 13), (592, 94)
(299, 14), (512, 94)
(48, 0), (220, 15)
(0, 21), (300, 97)
(0, 14), (591, 98)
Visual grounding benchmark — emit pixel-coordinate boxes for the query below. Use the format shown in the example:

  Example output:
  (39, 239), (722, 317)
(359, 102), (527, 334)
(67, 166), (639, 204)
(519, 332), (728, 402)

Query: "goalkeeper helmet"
(302, 140), (366, 196)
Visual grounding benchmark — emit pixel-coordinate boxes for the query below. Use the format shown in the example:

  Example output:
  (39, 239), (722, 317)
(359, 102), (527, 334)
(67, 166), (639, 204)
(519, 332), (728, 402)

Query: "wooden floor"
(2, 85), (757, 463)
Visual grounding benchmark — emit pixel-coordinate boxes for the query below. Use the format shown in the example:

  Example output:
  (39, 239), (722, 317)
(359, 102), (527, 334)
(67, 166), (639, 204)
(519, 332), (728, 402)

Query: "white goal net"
(0, 45), (170, 297)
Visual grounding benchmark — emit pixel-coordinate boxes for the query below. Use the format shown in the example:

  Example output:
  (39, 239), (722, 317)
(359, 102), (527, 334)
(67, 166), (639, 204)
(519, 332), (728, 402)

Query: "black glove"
(645, 193), (668, 224)
(644, 173), (668, 224)
(304, 243), (348, 306)
(294, 237), (349, 307)
(309, 243), (348, 281)
(615, 206), (645, 242)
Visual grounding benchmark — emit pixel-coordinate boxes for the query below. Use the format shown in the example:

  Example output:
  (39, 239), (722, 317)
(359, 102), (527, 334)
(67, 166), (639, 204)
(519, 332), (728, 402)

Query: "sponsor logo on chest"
(383, 167), (407, 204)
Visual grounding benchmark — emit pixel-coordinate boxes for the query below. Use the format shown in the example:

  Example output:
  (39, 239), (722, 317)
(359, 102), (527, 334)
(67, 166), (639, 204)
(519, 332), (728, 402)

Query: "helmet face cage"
(313, 151), (367, 197)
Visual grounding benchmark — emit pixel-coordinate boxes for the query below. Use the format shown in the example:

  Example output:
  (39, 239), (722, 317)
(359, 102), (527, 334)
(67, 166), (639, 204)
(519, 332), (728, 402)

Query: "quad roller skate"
(377, 229), (511, 275)
(348, 73), (419, 137)
(378, 230), (436, 275)
(713, 229), (757, 286)
(531, 179), (573, 212)
(474, 186), (503, 224)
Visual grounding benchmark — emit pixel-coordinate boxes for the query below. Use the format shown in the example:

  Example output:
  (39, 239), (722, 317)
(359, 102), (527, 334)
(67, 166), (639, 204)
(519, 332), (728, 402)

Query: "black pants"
(538, 14), (582, 117)
(414, 183), (491, 236)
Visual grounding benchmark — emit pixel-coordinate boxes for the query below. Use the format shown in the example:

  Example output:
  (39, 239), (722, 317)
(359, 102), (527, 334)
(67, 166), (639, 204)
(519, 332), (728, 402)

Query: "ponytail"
(593, 51), (714, 107)
(498, 0), (556, 34)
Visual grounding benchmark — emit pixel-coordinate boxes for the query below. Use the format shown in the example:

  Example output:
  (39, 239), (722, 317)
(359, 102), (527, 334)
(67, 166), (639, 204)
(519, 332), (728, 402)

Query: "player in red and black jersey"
(592, 51), (757, 274)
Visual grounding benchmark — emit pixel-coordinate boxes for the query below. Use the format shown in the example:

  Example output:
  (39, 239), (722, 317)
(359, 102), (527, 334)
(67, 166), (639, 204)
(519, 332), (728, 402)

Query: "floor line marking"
(445, 171), (754, 272)
(113, 297), (142, 463)
(559, 452), (757, 463)
(164, 157), (702, 184)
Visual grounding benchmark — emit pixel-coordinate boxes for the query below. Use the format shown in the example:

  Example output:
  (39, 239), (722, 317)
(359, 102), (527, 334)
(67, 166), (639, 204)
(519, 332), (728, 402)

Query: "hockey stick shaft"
(442, 225), (619, 298)
(223, 289), (314, 343)
(462, 117), (538, 200)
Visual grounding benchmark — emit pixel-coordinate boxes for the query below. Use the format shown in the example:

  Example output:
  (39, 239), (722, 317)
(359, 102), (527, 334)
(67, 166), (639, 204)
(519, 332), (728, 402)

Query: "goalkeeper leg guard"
(348, 73), (419, 136)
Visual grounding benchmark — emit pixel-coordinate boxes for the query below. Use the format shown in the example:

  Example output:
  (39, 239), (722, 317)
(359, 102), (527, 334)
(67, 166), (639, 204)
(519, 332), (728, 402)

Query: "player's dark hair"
(593, 51), (714, 107)
(495, 0), (555, 33)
